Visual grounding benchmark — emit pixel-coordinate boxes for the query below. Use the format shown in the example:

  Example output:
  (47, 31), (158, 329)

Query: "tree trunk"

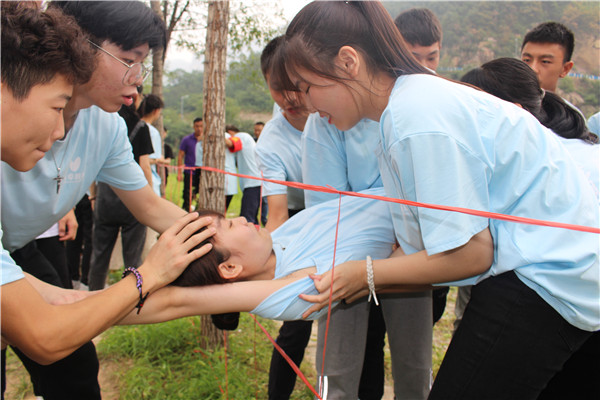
(150, 1), (165, 133)
(198, 0), (230, 348)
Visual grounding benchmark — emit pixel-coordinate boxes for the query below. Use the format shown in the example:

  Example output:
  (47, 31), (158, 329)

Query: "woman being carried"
(120, 187), (405, 323)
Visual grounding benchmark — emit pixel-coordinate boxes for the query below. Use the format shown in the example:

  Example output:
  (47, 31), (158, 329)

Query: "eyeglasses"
(87, 40), (151, 86)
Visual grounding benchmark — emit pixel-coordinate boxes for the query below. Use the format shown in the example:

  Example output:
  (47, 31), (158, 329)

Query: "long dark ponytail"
(461, 58), (597, 143)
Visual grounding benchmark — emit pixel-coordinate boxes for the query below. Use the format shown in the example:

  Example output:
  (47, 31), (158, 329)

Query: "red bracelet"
(122, 267), (149, 314)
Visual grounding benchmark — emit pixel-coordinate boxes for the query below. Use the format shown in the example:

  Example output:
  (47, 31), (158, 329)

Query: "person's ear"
(217, 262), (243, 281)
(336, 45), (361, 78)
(559, 61), (574, 78)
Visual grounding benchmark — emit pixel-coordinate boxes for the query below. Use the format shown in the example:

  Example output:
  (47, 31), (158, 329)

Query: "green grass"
(97, 315), (315, 399)
(4, 173), (457, 398)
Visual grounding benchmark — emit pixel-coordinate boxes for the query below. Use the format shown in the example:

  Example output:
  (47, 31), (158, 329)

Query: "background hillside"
(383, 1), (599, 116)
(163, 1), (599, 146)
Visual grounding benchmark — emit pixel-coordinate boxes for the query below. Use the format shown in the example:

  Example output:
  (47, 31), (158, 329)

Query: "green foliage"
(227, 52), (272, 113)
(162, 50), (274, 144)
(97, 315), (315, 399)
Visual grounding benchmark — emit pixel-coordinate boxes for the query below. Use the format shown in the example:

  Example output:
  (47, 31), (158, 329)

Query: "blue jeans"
(429, 271), (593, 400)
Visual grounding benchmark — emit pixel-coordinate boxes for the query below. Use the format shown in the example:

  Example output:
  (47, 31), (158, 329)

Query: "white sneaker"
(71, 280), (80, 290)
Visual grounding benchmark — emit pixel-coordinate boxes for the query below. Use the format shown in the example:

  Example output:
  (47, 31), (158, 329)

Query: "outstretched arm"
(1, 213), (213, 365)
(300, 228), (494, 317)
(119, 279), (292, 325)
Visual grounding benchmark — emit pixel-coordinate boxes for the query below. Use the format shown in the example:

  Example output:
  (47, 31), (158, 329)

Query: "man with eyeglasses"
(1, 1), (212, 398)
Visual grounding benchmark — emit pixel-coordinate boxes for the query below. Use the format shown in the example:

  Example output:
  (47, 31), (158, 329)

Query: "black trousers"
(240, 186), (261, 225)
(429, 271), (594, 400)
(66, 195), (93, 285)
(268, 320), (314, 400)
(8, 241), (101, 400)
(182, 169), (201, 212)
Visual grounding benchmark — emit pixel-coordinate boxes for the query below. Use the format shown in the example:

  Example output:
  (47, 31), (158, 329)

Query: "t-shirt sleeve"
(251, 277), (337, 321)
(255, 142), (288, 197)
(389, 133), (489, 255)
(301, 117), (350, 207)
(95, 116), (148, 191)
(133, 125), (154, 158)
(1, 228), (24, 285)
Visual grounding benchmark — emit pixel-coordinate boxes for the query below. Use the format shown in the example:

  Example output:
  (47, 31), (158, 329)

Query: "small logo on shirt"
(69, 157), (81, 172)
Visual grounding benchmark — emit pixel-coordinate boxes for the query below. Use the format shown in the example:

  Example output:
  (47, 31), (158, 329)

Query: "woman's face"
(291, 67), (363, 131)
(212, 216), (273, 279)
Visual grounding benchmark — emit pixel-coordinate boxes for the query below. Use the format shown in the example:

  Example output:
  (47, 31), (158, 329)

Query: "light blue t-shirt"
(378, 74), (599, 331)
(251, 187), (395, 320)
(224, 133), (239, 196)
(234, 132), (261, 190)
(148, 124), (162, 196)
(302, 114), (382, 207)
(255, 111), (304, 210)
(588, 112), (600, 135)
(1, 225), (24, 285)
(194, 140), (203, 167)
(558, 137), (599, 199)
(1, 106), (147, 252)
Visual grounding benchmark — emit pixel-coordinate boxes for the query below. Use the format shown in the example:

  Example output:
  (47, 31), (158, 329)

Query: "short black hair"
(1, 2), (95, 100)
(254, 121), (265, 126)
(193, 117), (203, 124)
(394, 8), (442, 47)
(261, 35), (284, 79)
(522, 22), (574, 62)
(138, 94), (164, 117)
(48, 1), (166, 51)
(225, 125), (240, 133)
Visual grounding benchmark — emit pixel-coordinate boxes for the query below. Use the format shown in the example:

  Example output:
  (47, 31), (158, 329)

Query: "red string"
(168, 161), (599, 398)
(224, 331), (229, 400)
(171, 165), (599, 234)
(249, 314), (323, 400)
(319, 194), (343, 396)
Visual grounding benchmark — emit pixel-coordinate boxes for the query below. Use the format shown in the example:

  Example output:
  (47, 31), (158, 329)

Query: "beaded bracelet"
(366, 255), (379, 306)
(122, 267), (149, 314)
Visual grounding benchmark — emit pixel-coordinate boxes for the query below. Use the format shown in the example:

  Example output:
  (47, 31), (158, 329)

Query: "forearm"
(264, 195), (289, 232)
(1, 272), (160, 364)
(120, 280), (289, 325)
(374, 228), (494, 289)
(139, 155), (153, 186)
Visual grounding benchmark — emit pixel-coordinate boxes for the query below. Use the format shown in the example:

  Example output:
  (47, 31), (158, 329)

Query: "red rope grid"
(167, 162), (598, 399)
(182, 165), (599, 234)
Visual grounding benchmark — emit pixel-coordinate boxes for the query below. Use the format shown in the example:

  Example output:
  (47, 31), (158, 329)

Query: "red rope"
(249, 314), (323, 400)
(167, 161), (598, 398)
(224, 331), (229, 400)
(169, 165), (599, 234)
(319, 194), (343, 397)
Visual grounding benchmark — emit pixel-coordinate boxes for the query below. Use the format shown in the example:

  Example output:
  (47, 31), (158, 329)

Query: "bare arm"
(139, 154), (153, 187)
(119, 279), (291, 325)
(1, 213), (214, 364)
(300, 228), (494, 317)
(113, 185), (186, 234)
(58, 208), (78, 241)
(264, 194), (289, 232)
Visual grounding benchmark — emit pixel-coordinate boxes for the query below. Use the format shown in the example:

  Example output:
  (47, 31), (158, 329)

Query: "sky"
(164, 0), (311, 72)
